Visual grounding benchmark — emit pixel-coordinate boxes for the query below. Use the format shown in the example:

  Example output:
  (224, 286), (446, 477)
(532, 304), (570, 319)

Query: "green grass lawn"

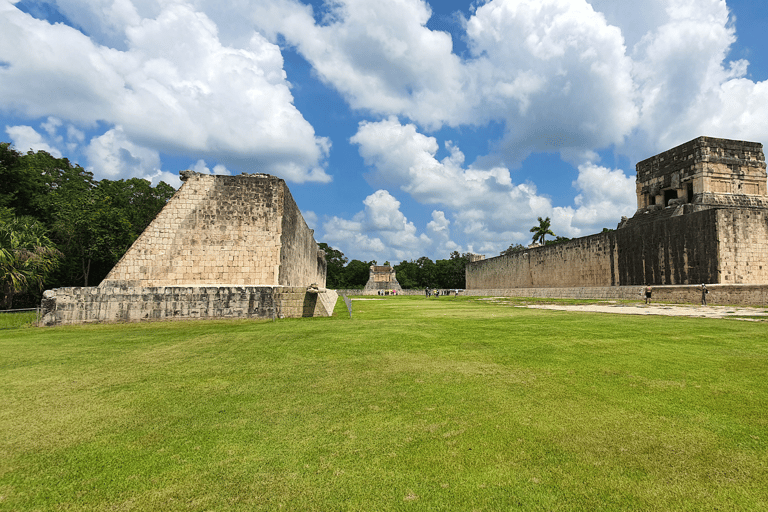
(1, 296), (766, 511)
(0, 310), (38, 330)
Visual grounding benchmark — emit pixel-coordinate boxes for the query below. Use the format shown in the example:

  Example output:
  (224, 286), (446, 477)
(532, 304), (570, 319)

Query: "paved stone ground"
(523, 302), (768, 319)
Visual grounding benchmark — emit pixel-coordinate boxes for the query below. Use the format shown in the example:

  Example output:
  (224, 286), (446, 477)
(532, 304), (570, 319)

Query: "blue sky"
(2, 0), (767, 263)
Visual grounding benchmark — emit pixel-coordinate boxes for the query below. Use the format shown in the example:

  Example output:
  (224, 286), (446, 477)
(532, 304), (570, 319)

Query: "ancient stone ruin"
(466, 137), (768, 292)
(363, 265), (403, 294)
(41, 171), (337, 325)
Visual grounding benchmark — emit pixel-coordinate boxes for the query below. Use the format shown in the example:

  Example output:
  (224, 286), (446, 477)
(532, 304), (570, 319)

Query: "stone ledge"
(41, 285), (337, 326)
(463, 284), (768, 306)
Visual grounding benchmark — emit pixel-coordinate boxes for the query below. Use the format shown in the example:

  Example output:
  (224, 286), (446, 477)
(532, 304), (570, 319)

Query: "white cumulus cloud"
(351, 117), (636, 253)
(322, 189), (431, 262)
(85, 126), (161, 180)
(5, 124), (63, 157)
(0, 0), (331, 182)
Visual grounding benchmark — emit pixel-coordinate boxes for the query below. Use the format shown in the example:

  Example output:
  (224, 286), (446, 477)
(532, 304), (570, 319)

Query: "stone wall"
(462, 285), (768, 306)
(611, 209), (720, 285)
(716, 208), (768, 284)
(466, 233), (615, 289)
(466, 138), (768, 294)
(40, 286), (339, 326)
(278, 185), (327, 287)
(467, 207), (768, 288)
(101, 172), (326, 288)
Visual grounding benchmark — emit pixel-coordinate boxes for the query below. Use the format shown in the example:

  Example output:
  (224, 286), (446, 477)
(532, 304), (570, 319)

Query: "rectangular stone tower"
(635, 136), (767, 209)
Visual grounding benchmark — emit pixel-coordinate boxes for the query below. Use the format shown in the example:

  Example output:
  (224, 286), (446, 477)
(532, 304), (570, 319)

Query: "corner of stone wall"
(316, 289), (338, 317)
(40, 289), (59, 326)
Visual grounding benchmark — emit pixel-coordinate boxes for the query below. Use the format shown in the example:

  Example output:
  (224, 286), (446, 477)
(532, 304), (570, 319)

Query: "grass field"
(0, 310), (38, 330)
(1, 296), (766, 511)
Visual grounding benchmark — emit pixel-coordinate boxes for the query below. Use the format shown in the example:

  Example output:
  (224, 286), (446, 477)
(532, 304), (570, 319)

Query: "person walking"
(644, 284), (652, 305)
(701, 283), (708, 305)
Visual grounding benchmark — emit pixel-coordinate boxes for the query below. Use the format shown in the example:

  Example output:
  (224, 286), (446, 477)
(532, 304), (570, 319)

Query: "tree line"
(319, 242), (472, 290)
(320, 217), (572, 291)
(1, 144), (582, 307)
(1, 143), (175, 308)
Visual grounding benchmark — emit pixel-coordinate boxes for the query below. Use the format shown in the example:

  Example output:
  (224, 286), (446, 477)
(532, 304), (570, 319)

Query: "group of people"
(643, 284), (709, 305)
(425, 288), (460, 298)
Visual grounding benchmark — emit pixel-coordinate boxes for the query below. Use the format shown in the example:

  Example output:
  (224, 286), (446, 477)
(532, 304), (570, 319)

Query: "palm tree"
(0, 212), (62, 309)
(529, 216), (555, 245)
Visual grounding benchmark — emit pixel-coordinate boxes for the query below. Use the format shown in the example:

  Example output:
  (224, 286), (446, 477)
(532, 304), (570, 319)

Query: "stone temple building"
(41, 171), (337, 325)
(363, 265), (403, 294)
(466, 137), (768, 294)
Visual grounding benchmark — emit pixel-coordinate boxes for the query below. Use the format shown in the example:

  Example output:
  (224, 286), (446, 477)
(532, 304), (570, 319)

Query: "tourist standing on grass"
(645, 285), (652, 304)
(701, 283), (708, 305)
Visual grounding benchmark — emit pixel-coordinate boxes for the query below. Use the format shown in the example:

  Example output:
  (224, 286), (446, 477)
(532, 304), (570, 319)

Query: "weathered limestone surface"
(716, 209), (768, 284)
(611, 209), (720, 285)
(40, 286), (339, 326)
(102, 172), (326, 288)
(362, 265), (403, 294)
(42, 172), (335, 325)
(466, 137), (768, 290)
(635, 136), (767, 209)
(467, 233), (614, 289)
(462, 285), (768, 306)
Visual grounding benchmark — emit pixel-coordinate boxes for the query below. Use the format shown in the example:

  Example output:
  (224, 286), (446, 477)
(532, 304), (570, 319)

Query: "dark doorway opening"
(664, 189), (678, 206)
(687, 183), (694, 203)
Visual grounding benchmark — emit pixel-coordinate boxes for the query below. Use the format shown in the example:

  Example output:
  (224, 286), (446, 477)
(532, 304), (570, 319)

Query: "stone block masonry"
(462, 285), (768, 306)
(467, 137), (768, 293)
(467, 233), (615, 289)
(362, 265), (403, 294)
(42, 171), (336, 325)
(635, 136), (767, 209)
(715, 209), (768, 284)
(467, 207), (768, 289)
(101, 171), (326, 288)
(40, 286), (339, 326)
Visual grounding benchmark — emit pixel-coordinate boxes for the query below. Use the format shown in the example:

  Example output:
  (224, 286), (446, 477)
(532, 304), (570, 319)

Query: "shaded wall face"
(278, 185), (326, 287)
(466, 234), (615, 289)
(102, 174), (284, 287)
(465, 209), (755, 288)
(716, 209), (768, 284)
(611, 210), (719, 285)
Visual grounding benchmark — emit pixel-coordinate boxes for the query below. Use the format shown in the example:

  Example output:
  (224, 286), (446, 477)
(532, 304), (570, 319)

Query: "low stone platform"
(40, 285), (338, 326)
(463, 284), (768, 306)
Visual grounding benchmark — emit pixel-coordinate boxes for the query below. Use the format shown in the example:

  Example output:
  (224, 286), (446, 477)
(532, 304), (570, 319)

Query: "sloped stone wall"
(466, 233), (615, 289)
(462, 284), (768, 306)
(102, 173), (288, 287)
(100, 172), (327, 289)
(363, 265), (402, 293)
(466, 207), (768, 288)
(278, 185), (327, 287)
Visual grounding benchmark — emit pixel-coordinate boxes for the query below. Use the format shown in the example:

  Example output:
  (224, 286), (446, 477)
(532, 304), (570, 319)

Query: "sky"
(2, 0), (767, 264)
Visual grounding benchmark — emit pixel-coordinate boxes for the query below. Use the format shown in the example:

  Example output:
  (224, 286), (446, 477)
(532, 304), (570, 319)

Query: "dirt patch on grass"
(524, 303), (768, 320)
